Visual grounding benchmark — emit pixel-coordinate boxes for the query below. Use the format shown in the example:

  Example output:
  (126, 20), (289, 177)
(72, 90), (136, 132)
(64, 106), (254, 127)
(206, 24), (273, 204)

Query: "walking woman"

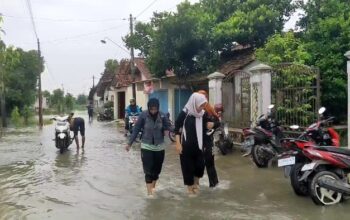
(125, 98), (172, 196)
(174, 93), (214, 196)
(197, 90), (220, 187)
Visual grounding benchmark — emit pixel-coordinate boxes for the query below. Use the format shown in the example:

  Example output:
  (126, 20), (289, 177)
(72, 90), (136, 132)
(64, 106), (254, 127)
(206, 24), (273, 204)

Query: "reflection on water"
(0, 113), (349, 219)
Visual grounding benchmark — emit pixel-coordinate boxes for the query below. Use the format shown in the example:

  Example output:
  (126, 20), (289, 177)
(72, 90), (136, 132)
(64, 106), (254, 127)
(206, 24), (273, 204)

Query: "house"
(92, 71), (115, 113)
(34, 96), (49, 110)
(110, 58), (201, 121)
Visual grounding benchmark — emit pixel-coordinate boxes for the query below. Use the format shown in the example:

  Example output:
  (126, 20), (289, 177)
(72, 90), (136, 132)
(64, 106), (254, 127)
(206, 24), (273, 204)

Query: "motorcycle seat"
(315, 146), (350, 156)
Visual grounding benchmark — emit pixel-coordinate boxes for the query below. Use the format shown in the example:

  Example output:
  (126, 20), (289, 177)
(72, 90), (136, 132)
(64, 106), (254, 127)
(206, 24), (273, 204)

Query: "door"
(117, 92), (125, 119)
(174, 89), (192, 119)
(149, 90), (168, 114)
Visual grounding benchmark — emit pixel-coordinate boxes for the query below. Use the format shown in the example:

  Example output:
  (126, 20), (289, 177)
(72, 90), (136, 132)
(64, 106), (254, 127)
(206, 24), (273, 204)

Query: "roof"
(96, 71), (114, 97)
(112, 59), (132, 88)
(88, 86), (97, 100)
(218, 47), (255, 77)
(111, 58), (154, 88)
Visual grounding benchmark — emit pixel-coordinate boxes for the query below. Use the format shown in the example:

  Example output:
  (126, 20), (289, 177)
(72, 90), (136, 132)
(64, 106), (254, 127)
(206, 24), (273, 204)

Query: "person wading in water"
(125, 98), (172, 197)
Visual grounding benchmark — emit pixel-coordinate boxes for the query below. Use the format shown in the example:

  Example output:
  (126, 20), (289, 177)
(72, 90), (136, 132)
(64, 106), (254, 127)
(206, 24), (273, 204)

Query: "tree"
(43, 90), (51, 107)
(50, 89), (64, 113)
(104, 59), (119, 74)
(256, 31), (311, 65)
(296, 0), (350, 119)
(124, 0), (296, 78)
(64, 93), (75, 112)
(76, 94), (87, 105)
(5, 49), (44, 113)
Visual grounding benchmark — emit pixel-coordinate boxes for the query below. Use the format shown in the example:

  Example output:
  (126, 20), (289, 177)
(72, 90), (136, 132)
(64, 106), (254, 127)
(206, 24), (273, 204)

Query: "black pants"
(203, 145), (219, 187)
(141, 149), (165, 184)
(180, 145), (205, 186)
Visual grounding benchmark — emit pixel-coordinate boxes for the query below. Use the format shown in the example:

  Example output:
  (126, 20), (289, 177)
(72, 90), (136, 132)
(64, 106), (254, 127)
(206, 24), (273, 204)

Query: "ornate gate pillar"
(248, 64), (272, 120)
(208, 72), (226, 106)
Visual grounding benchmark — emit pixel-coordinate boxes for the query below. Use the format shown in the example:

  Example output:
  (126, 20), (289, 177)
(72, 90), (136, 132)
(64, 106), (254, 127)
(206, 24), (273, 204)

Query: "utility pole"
(37, 38), (43, 128)
(0, 63), (6, 128)
(93, 75), (95, 88)
(345, 51), (350, 149)
(129, 14), (136, 101)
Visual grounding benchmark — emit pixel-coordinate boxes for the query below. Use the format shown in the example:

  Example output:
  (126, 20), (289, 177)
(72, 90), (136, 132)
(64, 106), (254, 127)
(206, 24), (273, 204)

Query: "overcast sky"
(0, 0), (298, 96)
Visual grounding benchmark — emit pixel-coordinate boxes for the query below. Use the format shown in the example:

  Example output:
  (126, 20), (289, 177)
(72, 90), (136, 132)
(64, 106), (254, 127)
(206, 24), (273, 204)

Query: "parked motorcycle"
(51, 116), (74, 154)
(277, 107), (341, 198)
(128, 112), (140, 134)
(97, 107), (114, 121)
(297, 146), (349, 206)
(242, 105), (284, 167)
(212, 122), (233, 155)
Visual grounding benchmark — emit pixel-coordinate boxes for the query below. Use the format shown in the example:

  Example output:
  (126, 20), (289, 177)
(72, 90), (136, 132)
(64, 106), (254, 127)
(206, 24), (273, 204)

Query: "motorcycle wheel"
(169, 131), (176, 142)
(309, 170), (342, 206)
(251, 144), (269, 168)
(290, 163), (309, 196)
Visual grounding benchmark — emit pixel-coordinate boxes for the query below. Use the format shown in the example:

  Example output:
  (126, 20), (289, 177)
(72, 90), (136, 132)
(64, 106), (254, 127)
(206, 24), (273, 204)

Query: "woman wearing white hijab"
(174, 93), (214, 196)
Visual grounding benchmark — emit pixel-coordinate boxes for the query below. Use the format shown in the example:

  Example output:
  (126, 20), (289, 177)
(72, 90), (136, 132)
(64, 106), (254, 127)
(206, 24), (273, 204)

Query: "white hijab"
(182, 93), (207, 150)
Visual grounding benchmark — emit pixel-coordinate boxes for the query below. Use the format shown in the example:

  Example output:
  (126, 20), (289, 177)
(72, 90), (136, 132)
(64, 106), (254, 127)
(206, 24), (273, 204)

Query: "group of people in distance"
(126, 90), (221, 197)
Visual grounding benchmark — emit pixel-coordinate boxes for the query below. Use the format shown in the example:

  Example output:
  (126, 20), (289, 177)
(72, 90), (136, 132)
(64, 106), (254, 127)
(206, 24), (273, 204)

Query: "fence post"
(345, 51), (350, 149)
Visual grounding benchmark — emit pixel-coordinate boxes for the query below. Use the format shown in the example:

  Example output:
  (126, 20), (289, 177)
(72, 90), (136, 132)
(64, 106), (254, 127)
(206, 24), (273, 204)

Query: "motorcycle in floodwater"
(242, 105), (284, 167)
(277, 107), (341, 197)
(97, 107), (114, 121)
(209, 122), (233, 155)
(128, 112), (140, 135)
(51, 116), (74, 153)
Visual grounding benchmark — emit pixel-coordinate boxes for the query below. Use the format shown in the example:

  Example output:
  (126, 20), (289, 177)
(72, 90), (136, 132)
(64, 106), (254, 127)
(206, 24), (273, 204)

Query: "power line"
(136, 0), (160, 18)
(40, 24), (128, 44)
(25, 0), (39, 39)
(1, 13), (125, 23)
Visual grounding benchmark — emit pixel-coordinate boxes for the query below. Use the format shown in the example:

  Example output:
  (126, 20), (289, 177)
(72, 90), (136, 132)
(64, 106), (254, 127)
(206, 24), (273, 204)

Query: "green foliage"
(21, 105), (32, 125)
(50, 89), (64, 113)
(5, 49), (44, 112)
(124, 0), (295, 79)
(64, 93), (75, 112)
(256, 32), (311, 65)
(104, 59), (119, 74)
(297, 0), (350, 120)
(103, 101), (113, 109)
(76, 94), (87, 105)
(10, 106), (21, 127)
(272, 64), (318, 126)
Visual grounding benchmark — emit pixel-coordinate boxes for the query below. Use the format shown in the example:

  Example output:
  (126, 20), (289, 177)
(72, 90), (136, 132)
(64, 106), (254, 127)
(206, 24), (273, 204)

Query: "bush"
(11, 106), (22, 127)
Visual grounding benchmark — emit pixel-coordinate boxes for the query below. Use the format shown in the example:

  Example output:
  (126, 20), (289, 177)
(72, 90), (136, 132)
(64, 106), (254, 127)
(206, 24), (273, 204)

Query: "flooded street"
(0, 113), (349, 220)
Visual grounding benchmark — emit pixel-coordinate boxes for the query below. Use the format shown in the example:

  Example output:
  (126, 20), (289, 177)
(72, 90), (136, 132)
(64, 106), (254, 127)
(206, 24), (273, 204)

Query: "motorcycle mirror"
(318, 107), (326, 115)
(268, 104), (275, 109)
(290, 125), (299, 130)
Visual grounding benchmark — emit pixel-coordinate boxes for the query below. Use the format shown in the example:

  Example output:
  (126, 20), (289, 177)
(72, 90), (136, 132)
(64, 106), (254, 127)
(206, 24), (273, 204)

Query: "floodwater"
(0, 113), (349, 220)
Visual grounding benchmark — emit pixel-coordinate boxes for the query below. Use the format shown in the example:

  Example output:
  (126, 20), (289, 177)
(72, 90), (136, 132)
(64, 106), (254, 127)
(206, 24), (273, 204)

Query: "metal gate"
(271, 63), (321, 127)
(223, 70), (251, 128)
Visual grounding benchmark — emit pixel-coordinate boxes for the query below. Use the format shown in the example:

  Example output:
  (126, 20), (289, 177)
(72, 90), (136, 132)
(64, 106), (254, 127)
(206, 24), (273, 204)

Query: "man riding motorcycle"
(124, 98), (142, 136)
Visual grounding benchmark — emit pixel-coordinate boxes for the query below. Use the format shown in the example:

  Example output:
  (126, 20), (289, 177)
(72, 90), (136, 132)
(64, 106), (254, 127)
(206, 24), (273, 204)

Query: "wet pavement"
(0, 112), (349, 220)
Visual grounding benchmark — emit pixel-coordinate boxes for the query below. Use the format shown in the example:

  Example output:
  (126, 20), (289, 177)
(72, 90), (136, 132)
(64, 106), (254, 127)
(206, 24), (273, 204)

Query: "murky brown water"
(0, 112), (349, 219)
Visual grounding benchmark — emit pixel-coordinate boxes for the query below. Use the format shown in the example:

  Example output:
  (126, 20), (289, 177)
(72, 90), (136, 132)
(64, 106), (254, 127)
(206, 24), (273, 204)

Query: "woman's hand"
(207, 122), (214, 130)
(175, 135), (182, 154)
(125, 144), (131, 152)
